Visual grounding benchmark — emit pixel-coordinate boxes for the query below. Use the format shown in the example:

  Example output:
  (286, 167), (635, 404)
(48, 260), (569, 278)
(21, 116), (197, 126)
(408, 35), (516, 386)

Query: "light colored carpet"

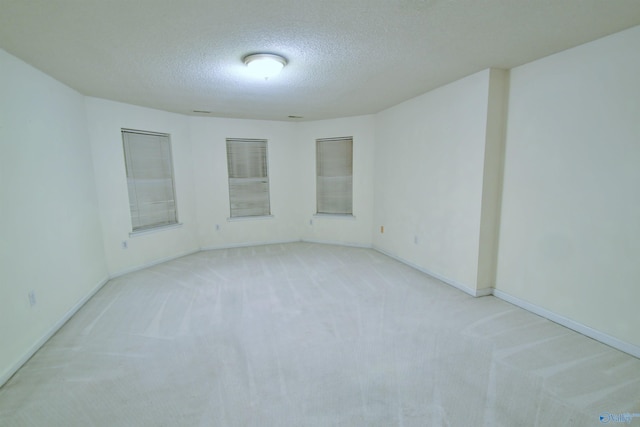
(0, 243), (638, 426)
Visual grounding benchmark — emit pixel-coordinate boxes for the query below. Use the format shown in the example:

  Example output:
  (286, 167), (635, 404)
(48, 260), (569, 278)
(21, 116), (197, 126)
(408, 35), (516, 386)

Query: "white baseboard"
(301, 238), (372, 249)
(200, 239), (300, 252)
(373, 246), (485, 297)
(492, 288), (640, 359)
(202, 239), (371, 251)
(109, 249), (201, 278)
(475, 287), (494, 297)
(371, 246), (639, 359)
(0, 275), (110, 388)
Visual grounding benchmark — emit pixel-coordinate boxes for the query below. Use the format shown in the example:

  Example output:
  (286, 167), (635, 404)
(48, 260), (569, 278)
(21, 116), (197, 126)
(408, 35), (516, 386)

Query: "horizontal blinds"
(316, 137), (353, 214)
(226, 139), (270, 217)
(122, 130), (177, 231)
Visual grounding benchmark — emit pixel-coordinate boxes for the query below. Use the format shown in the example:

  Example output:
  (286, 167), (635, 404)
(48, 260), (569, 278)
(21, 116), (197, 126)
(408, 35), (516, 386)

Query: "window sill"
(129, 222), (183, 237)
(313, 213), (356, 220)
(227, 215), (274, 222)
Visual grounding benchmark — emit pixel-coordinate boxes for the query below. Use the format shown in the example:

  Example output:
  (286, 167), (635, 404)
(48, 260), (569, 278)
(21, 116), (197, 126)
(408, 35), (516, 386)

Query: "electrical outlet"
(28, 290), (36, 307)
(380, 226), (384, 233)
(121, 240), (128, 249)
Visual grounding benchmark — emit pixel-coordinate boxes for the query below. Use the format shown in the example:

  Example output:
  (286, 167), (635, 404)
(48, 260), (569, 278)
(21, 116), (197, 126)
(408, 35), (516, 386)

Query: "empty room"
(1, 1), (639, 425)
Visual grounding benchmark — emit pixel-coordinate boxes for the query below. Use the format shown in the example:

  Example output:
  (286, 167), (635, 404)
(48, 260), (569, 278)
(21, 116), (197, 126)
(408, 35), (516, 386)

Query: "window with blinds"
(226, 138), (271, 218)
(316, 137), (353, 215)
(122, 130), (178, 232)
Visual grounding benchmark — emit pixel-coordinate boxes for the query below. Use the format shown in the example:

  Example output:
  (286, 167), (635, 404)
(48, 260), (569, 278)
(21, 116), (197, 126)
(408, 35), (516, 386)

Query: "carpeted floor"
(0, 243), (638, 426)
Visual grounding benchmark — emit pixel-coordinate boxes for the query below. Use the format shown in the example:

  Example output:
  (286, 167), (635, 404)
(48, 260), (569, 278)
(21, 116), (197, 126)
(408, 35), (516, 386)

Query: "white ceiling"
(1, 0), (640, 121)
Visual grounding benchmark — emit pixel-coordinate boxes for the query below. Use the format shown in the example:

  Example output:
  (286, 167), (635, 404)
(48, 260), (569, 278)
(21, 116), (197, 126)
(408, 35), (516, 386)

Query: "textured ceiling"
(1, 0), (640, 121)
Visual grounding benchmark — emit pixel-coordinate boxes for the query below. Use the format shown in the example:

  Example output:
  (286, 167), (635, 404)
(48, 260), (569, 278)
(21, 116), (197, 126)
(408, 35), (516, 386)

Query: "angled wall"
(86, 98), (200, 276)
(0, 50), (108, 384)
(372, 69), (504, 296)
(476, 69), (508, 293)
(297, 115), (376, 247)
(86, 102), (376, 273)
(189, 116), (302, 249)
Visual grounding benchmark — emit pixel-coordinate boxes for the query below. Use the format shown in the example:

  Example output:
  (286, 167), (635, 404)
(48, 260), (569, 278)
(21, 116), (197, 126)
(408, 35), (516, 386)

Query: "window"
(226, 138), (270, 218)
(122, 129), (178, 232)
(316, 137), (353, 215)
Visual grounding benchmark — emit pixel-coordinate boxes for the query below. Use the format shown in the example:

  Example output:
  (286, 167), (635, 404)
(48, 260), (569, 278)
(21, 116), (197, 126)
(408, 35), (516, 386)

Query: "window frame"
(316, 136), (353, 216)
(226, 138), (272, 219)
(121, 128), (179, 234)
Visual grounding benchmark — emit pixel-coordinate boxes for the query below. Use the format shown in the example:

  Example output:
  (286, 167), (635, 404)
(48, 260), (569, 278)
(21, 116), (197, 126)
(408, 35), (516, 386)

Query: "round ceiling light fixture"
(243, 53), (287, 79)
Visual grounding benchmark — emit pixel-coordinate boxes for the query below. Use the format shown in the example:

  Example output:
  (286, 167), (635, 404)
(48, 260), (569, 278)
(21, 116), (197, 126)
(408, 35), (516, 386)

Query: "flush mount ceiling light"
(243, 53), (287, 79)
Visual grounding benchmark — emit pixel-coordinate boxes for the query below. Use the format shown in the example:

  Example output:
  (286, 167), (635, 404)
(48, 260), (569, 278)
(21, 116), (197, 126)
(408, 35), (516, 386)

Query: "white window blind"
(122, 130), (178, 231)
(316, 137), (353, 215)
(226, 138), (270, 218)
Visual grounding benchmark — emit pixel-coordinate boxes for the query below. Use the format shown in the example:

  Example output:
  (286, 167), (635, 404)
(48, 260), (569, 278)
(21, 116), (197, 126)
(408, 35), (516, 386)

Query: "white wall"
(298, 115), (376, 247)
(86, 98), (200, 275)
(190, 115), (375, 249)
(372, 70), (494, 294)
(0, 50), (108, 383)
(496, 26), (640, 347)
(190, 116), (301, 249)
(476, 69), (508, 292)
(87, 101), (376, 270)
(85, 102), (375, 266)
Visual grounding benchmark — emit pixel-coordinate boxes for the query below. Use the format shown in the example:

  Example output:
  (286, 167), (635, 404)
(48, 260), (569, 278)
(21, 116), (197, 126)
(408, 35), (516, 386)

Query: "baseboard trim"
(200, 239), (300, 252)
(0, 275), (110, 388)
(109, 249), (201, 278)
(373, 245), (640, 359)
(301, 238), (372, 249)
(492, 288), (640, 359)
(475, 287), (494, 297)
(373, 246), (484, 297)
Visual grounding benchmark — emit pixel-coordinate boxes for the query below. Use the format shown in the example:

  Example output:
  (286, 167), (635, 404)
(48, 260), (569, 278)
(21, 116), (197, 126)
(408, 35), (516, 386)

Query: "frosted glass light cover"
(244, 54), (286, 79)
